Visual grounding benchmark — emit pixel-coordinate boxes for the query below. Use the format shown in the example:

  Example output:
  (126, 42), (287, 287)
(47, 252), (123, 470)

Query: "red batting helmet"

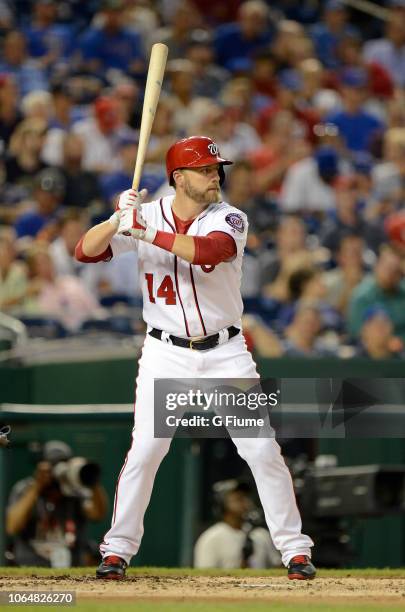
(166, 136), (232, 186)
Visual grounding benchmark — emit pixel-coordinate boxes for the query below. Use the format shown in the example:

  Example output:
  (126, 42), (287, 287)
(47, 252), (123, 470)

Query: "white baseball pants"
(100, 333), (314, 566)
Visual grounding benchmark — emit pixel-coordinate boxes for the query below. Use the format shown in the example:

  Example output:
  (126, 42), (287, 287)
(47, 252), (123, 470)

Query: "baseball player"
(75, 136), (316, 581)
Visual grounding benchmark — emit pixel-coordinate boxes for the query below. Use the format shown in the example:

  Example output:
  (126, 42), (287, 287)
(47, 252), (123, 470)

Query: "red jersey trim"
(189, 265), (207, 336)
(75, 235), (112, 263)
(160, 198), (176, 232)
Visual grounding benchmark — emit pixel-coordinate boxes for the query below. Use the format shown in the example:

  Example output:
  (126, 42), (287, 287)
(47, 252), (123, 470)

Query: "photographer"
(194, 480), (281, 569)
(5, 440), (108, 567)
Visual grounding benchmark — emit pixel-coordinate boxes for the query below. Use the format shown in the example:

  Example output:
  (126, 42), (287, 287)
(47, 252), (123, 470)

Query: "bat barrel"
(132, 43), (169, 190)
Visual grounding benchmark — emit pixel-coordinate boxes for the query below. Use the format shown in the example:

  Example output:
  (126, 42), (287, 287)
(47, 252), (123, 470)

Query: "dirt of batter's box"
(1, 575), (405, 603)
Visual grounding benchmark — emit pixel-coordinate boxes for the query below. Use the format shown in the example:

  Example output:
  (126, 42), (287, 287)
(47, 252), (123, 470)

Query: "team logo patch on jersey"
(225, 213), (245, 233)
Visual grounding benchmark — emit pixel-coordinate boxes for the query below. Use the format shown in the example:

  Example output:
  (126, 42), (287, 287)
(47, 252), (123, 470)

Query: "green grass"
(1, 566), (405, 578)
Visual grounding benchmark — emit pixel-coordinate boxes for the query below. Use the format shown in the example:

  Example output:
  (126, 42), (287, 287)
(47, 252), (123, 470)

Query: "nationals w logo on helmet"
(208, 142), (219, 155)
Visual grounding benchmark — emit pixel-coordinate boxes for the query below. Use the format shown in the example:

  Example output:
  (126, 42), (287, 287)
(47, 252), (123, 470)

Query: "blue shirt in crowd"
(325, 109), (383, 152)
(22, 23), (76, 61)
(310, 23), (359, 68)
(80, 26), (144, 73)
(0, 60), (48, 96)
(214, 23), (273, 71)
(14, 211), (58, 239)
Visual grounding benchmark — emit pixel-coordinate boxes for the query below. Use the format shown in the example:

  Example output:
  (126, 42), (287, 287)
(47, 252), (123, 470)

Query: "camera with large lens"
(0, 424), (11, 447)
(53, 457), (101, 496)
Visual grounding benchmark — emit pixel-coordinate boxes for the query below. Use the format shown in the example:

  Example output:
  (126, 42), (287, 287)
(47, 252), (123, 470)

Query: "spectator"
(22, 242), (101, 332)
(241, 314), (284, 357)
(287, 33), (317, 71)
(6, 440), (107, 567)
(214, 0), (273, 71)
(250, 109), (310, 196)
(14, 167), (65, 239)
(0, 30), (48, 95)
(185, 34), (230, 100)
(260, 215), (309, 287)
(288, 267), (326, 303)
(280, 145), (340, 214)
(219, 76), (258, 124)
(59, 132), (102, 209)
(386, 91), (405, 129)
(3, 118), (49, 198)
(385, 210), (405, 255)
(22, 0), (76, 70)
(191, 0), (240, 26)
(49, 209), (88, 278)
(324, 233), (366, 314)
(194, 480), (280, 568)
(256, 69), (320, 144)
(282, 302), (329, 357)
(0, 0), (14, 30)
(348, 245), (405, 341)
(363, 7), (405, 88)
(152, 1), (201, 60)
(320, 175), (385, 254)
(96, 135), (136, 203)
(325, 67), (384, 153)
(48, 83), (76, 130)
(0, 75), (22, 149)
(79, 0), (144, 79)
(99, 135), (166, 206)
(336, 33), (394, 101)
(250, 49), (277, 100)
(0, 230), (28, 311)
(72, 96), (134, 173)
(145, 98), (176, 165)
(197, 100), (261, 162)
(310, 0), (358, 69)
(41, 84), (77, 166)
(358, 305), (404, 359)
(224, 160), (276, 235)
(112, 79), (141, 130)
(271, 19), (305, 69)
(298, 58), (342, 117)
(278, 266), (340, 332)
(21, 90), (52, 122)
(222, 160), (272, 297)
(121, 0), (159, 50)
(372, 127), (405, 204)
(166, 59), (212, 136)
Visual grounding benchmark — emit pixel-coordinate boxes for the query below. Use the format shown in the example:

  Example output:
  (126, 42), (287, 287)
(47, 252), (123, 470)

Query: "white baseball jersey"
(109, 195), (248, 337)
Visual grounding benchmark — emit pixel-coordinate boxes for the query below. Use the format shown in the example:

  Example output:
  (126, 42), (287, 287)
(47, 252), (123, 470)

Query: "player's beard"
(183, 176), (221, 205)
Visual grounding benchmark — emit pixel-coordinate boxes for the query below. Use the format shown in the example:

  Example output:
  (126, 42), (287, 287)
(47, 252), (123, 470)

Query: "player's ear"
(172, 169), (184, 189)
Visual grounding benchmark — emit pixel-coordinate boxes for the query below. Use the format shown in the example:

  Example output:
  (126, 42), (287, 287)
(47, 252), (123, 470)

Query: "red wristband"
(152, 230), (176, 252)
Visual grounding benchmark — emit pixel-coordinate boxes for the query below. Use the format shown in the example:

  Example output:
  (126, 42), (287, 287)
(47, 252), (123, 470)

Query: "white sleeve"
(362, 40), (378, 63)
(193, 532), (221, 568)
(211, 208), (248, 258)
(280, 163), (305, 212)
(110, 234), (138, 257)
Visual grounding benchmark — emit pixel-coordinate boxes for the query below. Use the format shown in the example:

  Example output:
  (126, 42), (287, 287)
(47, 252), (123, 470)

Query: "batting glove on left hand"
(109, 188), (148, 231)
(115, 188), (148, 212)
(117, 207), (157, 243)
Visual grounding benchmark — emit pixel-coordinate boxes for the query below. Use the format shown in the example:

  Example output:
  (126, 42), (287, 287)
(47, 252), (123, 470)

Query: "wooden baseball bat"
(132, 43), (168, 190)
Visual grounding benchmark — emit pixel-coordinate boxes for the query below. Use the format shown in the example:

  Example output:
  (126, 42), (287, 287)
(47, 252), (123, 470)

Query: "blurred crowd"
(0, 0), (405, 359)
